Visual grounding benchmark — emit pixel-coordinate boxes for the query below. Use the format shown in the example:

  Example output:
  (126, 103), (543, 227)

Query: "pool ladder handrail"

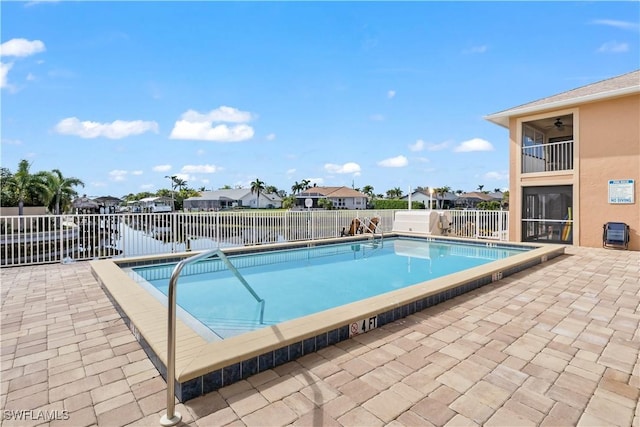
(367, 217), (384, 245)
(161, 248), (264, 426)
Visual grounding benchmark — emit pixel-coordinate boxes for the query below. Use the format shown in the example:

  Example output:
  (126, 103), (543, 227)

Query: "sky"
(1, 1), (639, 199)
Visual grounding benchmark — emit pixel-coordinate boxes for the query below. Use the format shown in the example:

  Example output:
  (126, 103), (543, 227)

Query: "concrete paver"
(1, 246), (638, 426)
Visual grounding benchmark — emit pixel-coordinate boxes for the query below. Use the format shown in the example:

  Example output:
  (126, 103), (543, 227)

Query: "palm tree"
(43, 169), (85, 215)
(477, 184), (485, 192)
(301, 179), (311, 190)
(436, 186), (451, 209)
(265, 185), (278, 195)
(156, 189), (172, 198)
(362, 185), (374, 198)
(4, 160), (49, 217)
(386, 187), (403, 199)
(250, 178), (265, 208)
(173, 177), (187, 191)
(0, 167), (17, 206)
(291, 181), (303, 195)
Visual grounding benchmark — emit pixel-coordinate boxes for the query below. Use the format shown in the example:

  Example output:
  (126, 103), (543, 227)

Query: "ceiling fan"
(552, 118), (572, 131)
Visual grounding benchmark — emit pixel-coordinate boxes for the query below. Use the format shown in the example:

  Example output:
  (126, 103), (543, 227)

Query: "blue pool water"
(131, 238), (529, 339)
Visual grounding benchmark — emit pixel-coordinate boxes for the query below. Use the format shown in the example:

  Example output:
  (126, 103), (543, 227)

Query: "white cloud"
(131, 170), (143, 176)
(597, 41), (629, 53)
(427, 141), (450, 151)
(152, 165), (171, 172)
(463, 45), (488, 54)
(181, 106), (254, 123)
(1, 62), (13, 89)
(170, 122), (254, 142)
(196, 149), (206, 156)
(1, 137), (22, 145)
(409, 139), (451, 152)
(324, 162), (361, 174)
(169, 106), (255, 142)
(181, 164), (220, 174)
(266, 133), (276, 141)
(108, 170), (128, 182)
(409, 139), (424, 152)
(387, 90), (396, 99)
(54, 117), (159, 139)
(25, 0), (60, 6)
(308, 178), (324, 186)
(454, 138), (494, 152)
(591, 19), (639, 31)
(484, 171), (508, 181)
(0, 39), (45, 91)
(26, 72), (36, 81)
(377, 155), (408, 168)
(0, 38), (46, 57)
(370, 114), (385, 122)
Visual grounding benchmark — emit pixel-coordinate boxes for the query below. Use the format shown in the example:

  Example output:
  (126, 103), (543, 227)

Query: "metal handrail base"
(161, 248), (262, 425)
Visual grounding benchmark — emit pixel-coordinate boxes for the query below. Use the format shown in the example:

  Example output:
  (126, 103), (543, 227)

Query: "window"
(522, 125), (546, 173)
(522, 186), (573, 244)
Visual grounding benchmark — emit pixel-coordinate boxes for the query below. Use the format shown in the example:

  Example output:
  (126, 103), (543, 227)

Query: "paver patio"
(1, 245), (638, 426)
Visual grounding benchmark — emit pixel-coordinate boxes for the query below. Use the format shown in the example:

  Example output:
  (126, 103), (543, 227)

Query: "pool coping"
(90, 234), (565, 401)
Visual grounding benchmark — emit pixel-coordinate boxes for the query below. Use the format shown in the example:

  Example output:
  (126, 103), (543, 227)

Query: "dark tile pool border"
(93, 237), (565, 402)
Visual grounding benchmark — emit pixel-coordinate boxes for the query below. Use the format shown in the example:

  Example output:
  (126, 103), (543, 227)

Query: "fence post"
(252, 211), (257, 245)
(120, 215), (125, 258)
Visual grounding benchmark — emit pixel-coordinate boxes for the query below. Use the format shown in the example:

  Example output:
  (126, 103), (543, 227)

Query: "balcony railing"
(522, 140), (573, 173)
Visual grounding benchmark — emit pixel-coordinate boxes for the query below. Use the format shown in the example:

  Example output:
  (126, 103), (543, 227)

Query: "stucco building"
(295, 186), (368, 210)
(184, 189), (283, 211)
(485, 69), (639, 250)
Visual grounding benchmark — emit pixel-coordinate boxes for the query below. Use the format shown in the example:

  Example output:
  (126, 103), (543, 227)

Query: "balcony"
(522, 139), (574, 173)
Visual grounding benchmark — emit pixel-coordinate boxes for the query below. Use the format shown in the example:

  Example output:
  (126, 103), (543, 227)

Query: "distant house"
(485, 69), (639, 249)
(454, 192), (502, 209)
(137, 196), (173, 213)
(183, 189), (283, 211)
(94, 196), (123, 213)
(401, 190), (458, 209)
(294, 186), (368, 210)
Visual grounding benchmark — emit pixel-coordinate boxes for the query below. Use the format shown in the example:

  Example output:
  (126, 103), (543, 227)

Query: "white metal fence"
(0, 209), (509, 267)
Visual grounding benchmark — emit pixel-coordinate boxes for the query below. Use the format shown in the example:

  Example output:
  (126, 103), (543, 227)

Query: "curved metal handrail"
(161, 248), (264, 426)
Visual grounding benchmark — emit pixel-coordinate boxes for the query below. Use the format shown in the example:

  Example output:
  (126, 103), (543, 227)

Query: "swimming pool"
(91, 234), (565, 402)
(127, 238), (529, 340)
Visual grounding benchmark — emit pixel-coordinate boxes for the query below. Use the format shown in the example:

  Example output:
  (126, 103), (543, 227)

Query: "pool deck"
(1, 245), (638, 427)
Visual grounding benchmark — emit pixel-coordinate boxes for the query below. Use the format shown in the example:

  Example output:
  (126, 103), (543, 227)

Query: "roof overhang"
(484, 86), (640, 128)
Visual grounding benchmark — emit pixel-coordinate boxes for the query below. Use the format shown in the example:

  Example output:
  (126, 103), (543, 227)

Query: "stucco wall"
(507, 94), (639, 250)
(578, 95), (639, 250)
(0, 206), (48, 216)
(0, 206), (49, 233)
(508, 122), (518, 243)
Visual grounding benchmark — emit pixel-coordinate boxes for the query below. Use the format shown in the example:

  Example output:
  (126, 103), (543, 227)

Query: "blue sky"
(2, 1), (639, 199)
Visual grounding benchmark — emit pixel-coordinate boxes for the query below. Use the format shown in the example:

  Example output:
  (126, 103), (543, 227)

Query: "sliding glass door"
(522, 186), (573, 244)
